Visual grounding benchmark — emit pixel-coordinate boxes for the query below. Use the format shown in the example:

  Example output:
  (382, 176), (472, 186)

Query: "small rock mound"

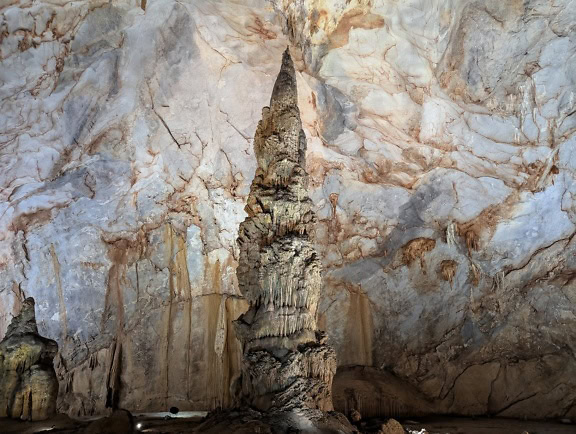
(378, 418), (405, 434)
(0, 297), (59, 421)
(350, 408), (362, 423)
(84, 409), (134, 434)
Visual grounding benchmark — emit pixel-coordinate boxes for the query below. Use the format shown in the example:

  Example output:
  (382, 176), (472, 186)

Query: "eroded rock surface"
(0, 297), (58, 421)
(196, 407), (357, 434)
(0, 0), (575, 421)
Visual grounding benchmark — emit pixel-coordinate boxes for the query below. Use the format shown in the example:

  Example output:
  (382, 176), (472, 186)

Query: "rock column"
(234, 48), (337, 412)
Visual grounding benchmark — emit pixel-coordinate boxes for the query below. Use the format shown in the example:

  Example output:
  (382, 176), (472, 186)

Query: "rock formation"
(197, 49), (355, 433)
(0, 297), (58, 421)
(234, 48), (336, 412)
(83, 409), (135, 434)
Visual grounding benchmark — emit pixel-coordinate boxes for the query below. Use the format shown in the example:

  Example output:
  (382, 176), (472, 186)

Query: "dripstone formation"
(234, 48), (336, 412)
(197, 49), (355, 433)
(0, 297), (58, 421)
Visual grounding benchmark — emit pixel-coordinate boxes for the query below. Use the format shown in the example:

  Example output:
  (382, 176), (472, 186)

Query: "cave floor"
(401, 417), (575, 434)
(0, 413), (574, 434)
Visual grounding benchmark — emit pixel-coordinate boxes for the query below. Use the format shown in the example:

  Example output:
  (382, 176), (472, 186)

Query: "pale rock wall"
(0, 0), (280, 415)
(278, 0), (576, 419)
(1, 0), (575, 419)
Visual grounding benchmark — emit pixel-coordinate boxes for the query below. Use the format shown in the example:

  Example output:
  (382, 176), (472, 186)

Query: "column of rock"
(0, 297), (59, 421)
(234, 48), (337, 412)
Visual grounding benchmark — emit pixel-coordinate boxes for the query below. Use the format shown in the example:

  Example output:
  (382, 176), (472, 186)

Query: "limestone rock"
(349, 409), (362, 423)
(195, 408), (358, 434)
(0, 297), (58, 421)
(233, 48), (338, 414)
(83, 409), (134, 434)
(377, 418), (405, 434)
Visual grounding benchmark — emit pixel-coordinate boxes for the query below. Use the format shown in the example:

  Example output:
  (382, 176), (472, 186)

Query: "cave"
(1, 1), (575, 434)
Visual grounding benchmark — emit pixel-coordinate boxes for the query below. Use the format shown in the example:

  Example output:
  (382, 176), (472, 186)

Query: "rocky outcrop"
(0, 297), (58, 421)
(234, 48), (336, 413)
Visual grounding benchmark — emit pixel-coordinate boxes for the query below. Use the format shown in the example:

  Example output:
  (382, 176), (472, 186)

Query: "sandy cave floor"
(1, 412), (575, 434)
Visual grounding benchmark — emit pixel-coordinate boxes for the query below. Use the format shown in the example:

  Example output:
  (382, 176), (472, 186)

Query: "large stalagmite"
(234, 48), (336, 412)
(197, 49), (355, 433)
(0, 298), (58, 421)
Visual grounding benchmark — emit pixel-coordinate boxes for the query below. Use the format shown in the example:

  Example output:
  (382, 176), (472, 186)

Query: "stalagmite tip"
(270, 46), (297, 108)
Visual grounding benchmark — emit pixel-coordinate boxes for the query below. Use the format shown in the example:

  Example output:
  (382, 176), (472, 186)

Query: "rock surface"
(0, 297), (58, 421)
(83, 409), (135, 434)
(377, 419), (405, 434)
(195, 407), (358, 434)
(0, 0), (575, 420)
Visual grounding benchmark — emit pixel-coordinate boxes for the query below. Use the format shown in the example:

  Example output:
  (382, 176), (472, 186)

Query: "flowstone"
(196, 49), (356, 433)
(0, 297), (58, 421)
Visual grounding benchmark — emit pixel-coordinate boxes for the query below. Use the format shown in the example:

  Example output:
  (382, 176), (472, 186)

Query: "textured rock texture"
(1, 0), (575, 420)
(0, 297), (58, 421)
(234, 48), (337, 413)
(196, 407), (357, 434)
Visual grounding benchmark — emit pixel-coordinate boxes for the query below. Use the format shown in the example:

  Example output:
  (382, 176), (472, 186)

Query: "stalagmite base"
(196, 49), (356, 433)
(0, 297), (58, 421)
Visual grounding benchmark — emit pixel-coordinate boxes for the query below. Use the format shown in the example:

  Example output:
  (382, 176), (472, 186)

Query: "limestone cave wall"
(0, 0), (575, 419)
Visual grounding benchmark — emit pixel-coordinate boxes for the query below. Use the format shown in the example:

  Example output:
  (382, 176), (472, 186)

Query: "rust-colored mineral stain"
(328, 9), (385, 49)
(470, 262), (481, 287)
(309, 9), (328, 35)
(167, 225), (192, 300)
(341, 286), (373, 367)
(550, 164), (559, 175)
(329, 192), (339, 218)
(456, 193), (519, 252)
(164, 224), (197, 399)
(247, 16), (277, 40)
(402, 238), (436, 269)
(439, 260), (458, 285)
(202, 294), (247, 409)
(464, 228), (479, 252)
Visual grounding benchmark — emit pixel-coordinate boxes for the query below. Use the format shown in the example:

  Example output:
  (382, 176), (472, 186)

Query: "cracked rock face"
(0, 297), (58, 421)
(234, 49), (336, 413)
(0, 0), (575, 420)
